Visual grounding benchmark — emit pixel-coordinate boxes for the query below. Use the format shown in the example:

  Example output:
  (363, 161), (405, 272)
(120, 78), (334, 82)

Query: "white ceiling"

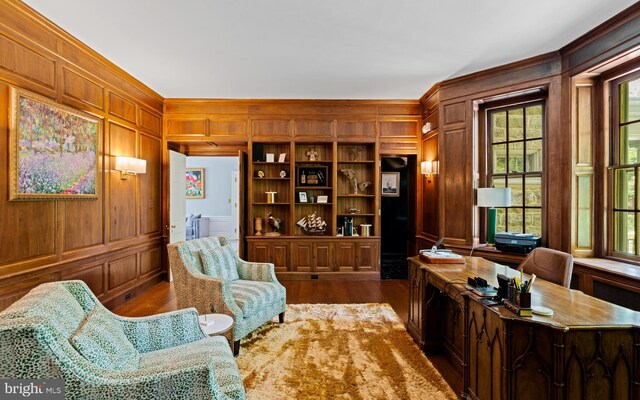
(23, 0), (637, 100)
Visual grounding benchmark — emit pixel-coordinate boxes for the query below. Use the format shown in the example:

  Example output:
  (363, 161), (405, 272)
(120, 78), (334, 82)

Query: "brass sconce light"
(421, 160), (438, 182)
(115, 156), (146, 180)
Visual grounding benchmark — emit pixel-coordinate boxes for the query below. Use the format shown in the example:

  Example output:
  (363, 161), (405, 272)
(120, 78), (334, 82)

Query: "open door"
(169, 150), (187, 244)
(238, 150), (248, 258)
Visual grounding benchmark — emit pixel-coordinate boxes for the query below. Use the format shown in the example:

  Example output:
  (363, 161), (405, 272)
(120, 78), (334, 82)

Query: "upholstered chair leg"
(279, 312), (285, 323)
(233, 340), (240, 357)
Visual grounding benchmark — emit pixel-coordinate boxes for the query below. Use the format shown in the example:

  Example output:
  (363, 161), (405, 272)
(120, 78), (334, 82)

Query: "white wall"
(186, 156), (238, 217)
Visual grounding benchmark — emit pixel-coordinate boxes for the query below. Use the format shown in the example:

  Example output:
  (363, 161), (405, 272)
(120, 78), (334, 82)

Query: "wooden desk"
(407, 256), (640, 400)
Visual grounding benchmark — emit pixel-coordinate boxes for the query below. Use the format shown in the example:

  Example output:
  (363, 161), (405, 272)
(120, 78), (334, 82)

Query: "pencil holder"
(516, 291), (531, 308)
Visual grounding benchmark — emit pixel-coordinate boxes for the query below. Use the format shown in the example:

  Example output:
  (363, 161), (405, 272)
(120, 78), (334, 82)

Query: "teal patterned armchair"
(168, 237), (286, 356)
(0, 280), (245, 400)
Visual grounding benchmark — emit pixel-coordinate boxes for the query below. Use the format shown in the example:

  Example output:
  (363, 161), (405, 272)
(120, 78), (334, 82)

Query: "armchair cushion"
(230, 280), (285, 317)
(186, 213), (201, 227)
(140, 335), (244, 398)
(70, 307), (139, 370)
(200, 247), (239, 281)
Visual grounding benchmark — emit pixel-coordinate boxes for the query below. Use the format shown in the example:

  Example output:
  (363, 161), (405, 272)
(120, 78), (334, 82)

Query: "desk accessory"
(419, 250), (465, 264)
(465, 276), (498, 297)
(503, 278), (532, 317)
(532, 306), (554, 316)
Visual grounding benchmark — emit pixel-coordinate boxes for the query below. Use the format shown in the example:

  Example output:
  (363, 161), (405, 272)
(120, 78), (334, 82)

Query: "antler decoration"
(340, 169), (359, 195)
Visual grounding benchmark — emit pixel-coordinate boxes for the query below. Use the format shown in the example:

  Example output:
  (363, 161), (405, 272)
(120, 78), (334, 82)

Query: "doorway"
(168, 153), (241, 250)
(380, 156), (416, 279)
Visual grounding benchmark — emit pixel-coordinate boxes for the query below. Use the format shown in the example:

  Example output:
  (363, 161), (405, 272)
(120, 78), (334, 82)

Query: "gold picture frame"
(9, 87), (101, 200)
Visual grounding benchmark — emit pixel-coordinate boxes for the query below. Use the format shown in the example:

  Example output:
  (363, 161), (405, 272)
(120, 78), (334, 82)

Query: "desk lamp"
(477, 188), (511, 246)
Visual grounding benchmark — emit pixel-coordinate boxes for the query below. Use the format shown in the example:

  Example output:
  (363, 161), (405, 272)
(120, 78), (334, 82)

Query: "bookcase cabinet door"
(314, 243), (334, 272)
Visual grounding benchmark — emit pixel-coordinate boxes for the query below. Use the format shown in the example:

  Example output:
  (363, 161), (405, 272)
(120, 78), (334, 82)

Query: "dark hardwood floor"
(114, 279), (463, 397)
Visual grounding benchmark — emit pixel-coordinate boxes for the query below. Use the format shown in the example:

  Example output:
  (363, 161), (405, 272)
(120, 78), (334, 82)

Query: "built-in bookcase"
(248, 140), (380, 278)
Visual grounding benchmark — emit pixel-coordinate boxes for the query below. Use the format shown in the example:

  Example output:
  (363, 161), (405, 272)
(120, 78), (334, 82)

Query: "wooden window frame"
(479, 95), (547, 242)
(608, 68), (640, 261)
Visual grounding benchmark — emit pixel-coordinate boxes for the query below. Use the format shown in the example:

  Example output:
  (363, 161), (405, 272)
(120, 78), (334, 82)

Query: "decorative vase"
(254, 218), (263, 236)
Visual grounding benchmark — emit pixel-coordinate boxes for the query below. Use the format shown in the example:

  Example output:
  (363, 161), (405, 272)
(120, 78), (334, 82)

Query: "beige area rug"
(236, 304), (457, 400)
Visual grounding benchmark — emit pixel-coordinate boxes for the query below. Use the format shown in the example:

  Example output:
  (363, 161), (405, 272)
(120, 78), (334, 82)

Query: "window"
(611, 73), (640, 256)
(487, 102), (544, 236)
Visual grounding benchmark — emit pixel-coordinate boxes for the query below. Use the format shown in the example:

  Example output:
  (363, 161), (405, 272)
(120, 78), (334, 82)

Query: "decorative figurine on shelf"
(358, 181), (372, 193)
(306, 148), (319, 161)
(279, 170), (287, 178)
(350, 146), (363, 161)
(296, 212), (327, 235)
(340, 169), (359, 194)
(254, 217), (263, 236)
(339, 169), (371, 195)
(266, 212), (282, 236)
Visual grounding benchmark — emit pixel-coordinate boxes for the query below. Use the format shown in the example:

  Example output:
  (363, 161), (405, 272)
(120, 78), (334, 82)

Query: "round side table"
(198, 313), (234, 336)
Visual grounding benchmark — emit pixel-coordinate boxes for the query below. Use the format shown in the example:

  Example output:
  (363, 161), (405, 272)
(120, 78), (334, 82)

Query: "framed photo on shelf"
(266, 153), (275, 162)
(299, 192), (307, 203)
(317, 195), (328, 203)
(278, 153), (286, 162)
(381, 172), (400, 197)
(297, 166), (327, 186)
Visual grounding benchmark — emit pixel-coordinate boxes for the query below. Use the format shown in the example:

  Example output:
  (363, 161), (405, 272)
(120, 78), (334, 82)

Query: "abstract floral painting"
(186, 168), (205, 198)
(9, 88), (100, 200)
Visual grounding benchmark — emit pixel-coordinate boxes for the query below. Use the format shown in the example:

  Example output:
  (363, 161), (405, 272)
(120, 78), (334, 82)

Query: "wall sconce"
(421, 161), (439, 182)
(422, 122), (432, 134)
(114, 156), (146, 180)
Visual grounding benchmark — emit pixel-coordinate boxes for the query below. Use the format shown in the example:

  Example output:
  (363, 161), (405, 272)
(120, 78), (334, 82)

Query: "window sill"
(573, 257), (640, 281)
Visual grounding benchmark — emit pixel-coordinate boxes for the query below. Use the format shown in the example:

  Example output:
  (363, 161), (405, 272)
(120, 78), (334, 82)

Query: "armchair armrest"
(234, 255), (278, 283)
(114, 308), (207, 353)
(183, 272), (245, 318)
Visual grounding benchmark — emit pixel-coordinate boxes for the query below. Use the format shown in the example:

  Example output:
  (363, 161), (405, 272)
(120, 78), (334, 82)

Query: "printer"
(494, 232), (541, 254)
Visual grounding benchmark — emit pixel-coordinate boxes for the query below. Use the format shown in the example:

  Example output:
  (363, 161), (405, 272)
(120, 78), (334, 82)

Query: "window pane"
(613, 211), (635, 254)
(508, 108), (524, 140)
(508, 208), (523, 233)
(496, 208), (506, 233)
(492, 143), (507, 174)
(492, 111), (507, 143)
(577, 176), (592, 248)
(620, 78), (640, 124)
(614, 168), (635, 209)
(524, 175), (542, 206)
(620, 122), (640, 165)
(508, 142), (524, 172)
(525, 139), (543, 172)
(507, 176), (522, 207)
(491, 176), (506, 189)
(526, 105), (543, 139)
(525, 209), (541, 236)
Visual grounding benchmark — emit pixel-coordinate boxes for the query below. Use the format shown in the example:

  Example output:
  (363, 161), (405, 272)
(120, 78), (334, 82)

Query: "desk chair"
(518, 247), (573, 288)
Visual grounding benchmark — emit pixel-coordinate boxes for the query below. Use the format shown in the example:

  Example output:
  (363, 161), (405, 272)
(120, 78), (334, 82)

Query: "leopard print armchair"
(0, 280), (245, 400)
(167, 237), (286, 356)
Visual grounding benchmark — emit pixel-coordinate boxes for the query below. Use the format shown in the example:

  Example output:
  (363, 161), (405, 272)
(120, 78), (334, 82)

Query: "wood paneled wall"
(416, 53), (565, 250)
(164, 99), (420, 154)
(0, 1), (164, 310)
